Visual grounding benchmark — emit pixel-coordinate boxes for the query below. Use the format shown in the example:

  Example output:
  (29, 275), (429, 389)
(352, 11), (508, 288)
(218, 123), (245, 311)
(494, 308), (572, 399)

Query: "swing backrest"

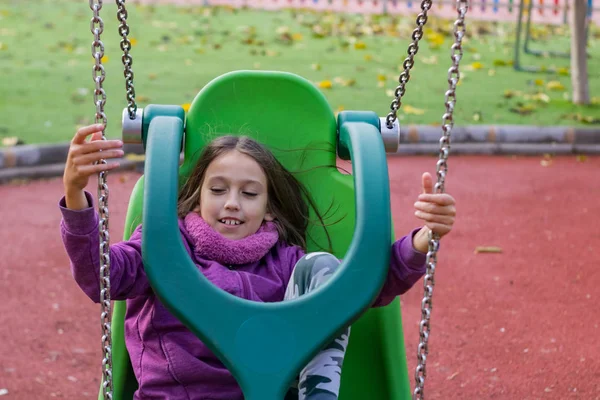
(103, 71), (411, 399)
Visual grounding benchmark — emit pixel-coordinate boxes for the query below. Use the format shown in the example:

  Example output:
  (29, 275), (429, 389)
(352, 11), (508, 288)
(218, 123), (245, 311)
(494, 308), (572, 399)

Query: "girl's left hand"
(413, 172), (456, 238)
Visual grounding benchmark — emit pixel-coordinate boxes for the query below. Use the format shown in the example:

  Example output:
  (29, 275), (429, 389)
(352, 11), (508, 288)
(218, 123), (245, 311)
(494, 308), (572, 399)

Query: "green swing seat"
(100, 70), (412, 399)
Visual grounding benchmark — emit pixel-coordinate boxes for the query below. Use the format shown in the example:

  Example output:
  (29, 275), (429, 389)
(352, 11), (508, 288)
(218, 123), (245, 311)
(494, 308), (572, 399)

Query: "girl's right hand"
(63, 124), (124, 194)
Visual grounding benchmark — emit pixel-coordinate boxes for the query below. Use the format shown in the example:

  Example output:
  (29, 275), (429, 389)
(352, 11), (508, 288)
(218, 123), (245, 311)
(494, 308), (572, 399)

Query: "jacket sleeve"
(371, 227), (427, 308)
(59, 191), (150, 303)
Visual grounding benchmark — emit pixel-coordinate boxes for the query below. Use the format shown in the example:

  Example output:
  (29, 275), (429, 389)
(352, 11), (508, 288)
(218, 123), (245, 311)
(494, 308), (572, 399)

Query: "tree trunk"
(570, 0), (590, 105)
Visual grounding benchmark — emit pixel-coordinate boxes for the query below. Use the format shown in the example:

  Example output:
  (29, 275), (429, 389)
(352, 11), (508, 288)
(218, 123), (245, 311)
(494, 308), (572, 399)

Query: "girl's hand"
(412, 172), (456, 252)
(63, 124), (123, 206)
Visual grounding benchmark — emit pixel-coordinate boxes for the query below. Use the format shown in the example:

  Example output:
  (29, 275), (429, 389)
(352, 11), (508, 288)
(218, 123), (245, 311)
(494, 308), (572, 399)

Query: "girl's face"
(197, 150), (273, 240)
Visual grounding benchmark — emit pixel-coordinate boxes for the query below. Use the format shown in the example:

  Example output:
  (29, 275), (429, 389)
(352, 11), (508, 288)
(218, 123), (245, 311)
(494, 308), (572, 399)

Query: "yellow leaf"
(557, 67), (569, 76)
(470, 61), (484, 70)
(354, 41), (367, 50)
(422, 55), (438, 65)
(546, 81), (565, 91)
(576, 155), (587, 162)
(474, 246), (503, 254)
(534, 79), (545, 86)
(364, 54), (373, 61)
(0, 42), (7, 51)
(181, 103), (191, 112)
(137, 95), (150, 102)
(531, 93), (550, 103)
(292, 33), (303, 41)
(130, 38), (138, 46)
(377, 74), (386, 82)
(403, 105), (425, 115)
(425, 32), (445, 49)
(493, 59), (508, 67)
(148, 73), (158, 80)
(318, 80), (332, 89)
(125, 153), (145, 162)
(101, 55), (109, 63)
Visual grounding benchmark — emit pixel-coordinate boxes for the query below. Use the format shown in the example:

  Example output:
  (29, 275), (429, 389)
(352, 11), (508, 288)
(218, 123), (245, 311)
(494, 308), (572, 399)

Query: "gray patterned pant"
(283, 252), (350, 400)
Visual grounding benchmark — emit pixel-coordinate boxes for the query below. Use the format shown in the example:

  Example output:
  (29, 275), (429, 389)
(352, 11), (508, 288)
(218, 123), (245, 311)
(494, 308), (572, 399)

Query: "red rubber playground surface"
(0, 155), (599, 399)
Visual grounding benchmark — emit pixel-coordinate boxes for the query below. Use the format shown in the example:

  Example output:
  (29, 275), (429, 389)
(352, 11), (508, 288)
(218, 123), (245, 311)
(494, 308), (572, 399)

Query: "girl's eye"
(243, 192), (258, 197)
(210, 188), (225, 194)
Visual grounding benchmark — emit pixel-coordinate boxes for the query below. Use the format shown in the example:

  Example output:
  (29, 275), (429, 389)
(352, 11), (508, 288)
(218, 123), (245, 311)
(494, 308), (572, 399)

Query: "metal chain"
(90, 1), (113, 399)
(413, 1), (469, 399)
(385, 0), (432, 129)
(116, 0), (138, 119)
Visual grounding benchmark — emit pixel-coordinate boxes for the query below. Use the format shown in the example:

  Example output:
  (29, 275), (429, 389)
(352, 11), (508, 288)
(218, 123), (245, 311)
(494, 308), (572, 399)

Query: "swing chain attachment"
(116, 0), (138, 120)
(412, 1), (468, 399)
(90, 0), (114, 399)
(385, 0), (432, 129)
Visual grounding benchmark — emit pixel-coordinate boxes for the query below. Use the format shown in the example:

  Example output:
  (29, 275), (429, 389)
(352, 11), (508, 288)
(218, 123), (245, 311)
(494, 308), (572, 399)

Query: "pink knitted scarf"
(183, 212), (279, 265)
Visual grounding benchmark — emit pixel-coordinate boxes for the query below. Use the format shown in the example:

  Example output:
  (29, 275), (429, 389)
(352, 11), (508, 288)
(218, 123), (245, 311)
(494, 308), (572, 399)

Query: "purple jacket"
(59, 193), (426, 400)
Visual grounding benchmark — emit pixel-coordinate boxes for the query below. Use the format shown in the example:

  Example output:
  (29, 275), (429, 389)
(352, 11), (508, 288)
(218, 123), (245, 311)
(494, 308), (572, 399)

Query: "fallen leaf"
(474, 246), (503, 254)
(125, 153), (146, 162)
(509, 103), (536, 115)
(181, 103), (191, 112)
(318, 80), (332, 89)
(425, 32), (445, 49)
(447, 372), (460, 380)
(470, 61), (484, 70)
(576, 155), (587, 162)
(2, 137), (24, 146)
(354, 41), (367, 50)
(530, 93), (550, 103)
(422, 55), (438, 65)
(546, 81), (565, 91)
(403, 105), (425, 115)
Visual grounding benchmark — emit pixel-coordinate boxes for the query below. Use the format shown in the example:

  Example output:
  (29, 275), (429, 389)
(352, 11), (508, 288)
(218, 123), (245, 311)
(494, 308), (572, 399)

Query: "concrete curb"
(1, 126), (598, 184)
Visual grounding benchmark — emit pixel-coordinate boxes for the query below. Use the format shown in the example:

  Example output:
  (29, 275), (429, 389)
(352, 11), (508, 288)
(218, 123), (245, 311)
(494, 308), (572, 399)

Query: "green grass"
(0, 0), (599, 146)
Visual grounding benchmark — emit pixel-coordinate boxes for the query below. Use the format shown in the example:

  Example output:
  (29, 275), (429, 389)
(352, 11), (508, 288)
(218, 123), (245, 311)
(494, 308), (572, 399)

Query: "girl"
(60, 124), (456, 400)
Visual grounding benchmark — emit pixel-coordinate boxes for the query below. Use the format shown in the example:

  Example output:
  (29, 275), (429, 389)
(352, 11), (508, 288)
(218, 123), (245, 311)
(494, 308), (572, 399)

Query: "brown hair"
(177, 135), (333, 251)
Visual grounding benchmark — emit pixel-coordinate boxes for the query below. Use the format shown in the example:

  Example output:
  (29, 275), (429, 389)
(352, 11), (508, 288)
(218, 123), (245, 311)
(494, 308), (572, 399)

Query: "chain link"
(385, 0), (432, 129)
(90, 0), (113, 399)
(413, 1), (469, 399)
(116, 0), (138, 119)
